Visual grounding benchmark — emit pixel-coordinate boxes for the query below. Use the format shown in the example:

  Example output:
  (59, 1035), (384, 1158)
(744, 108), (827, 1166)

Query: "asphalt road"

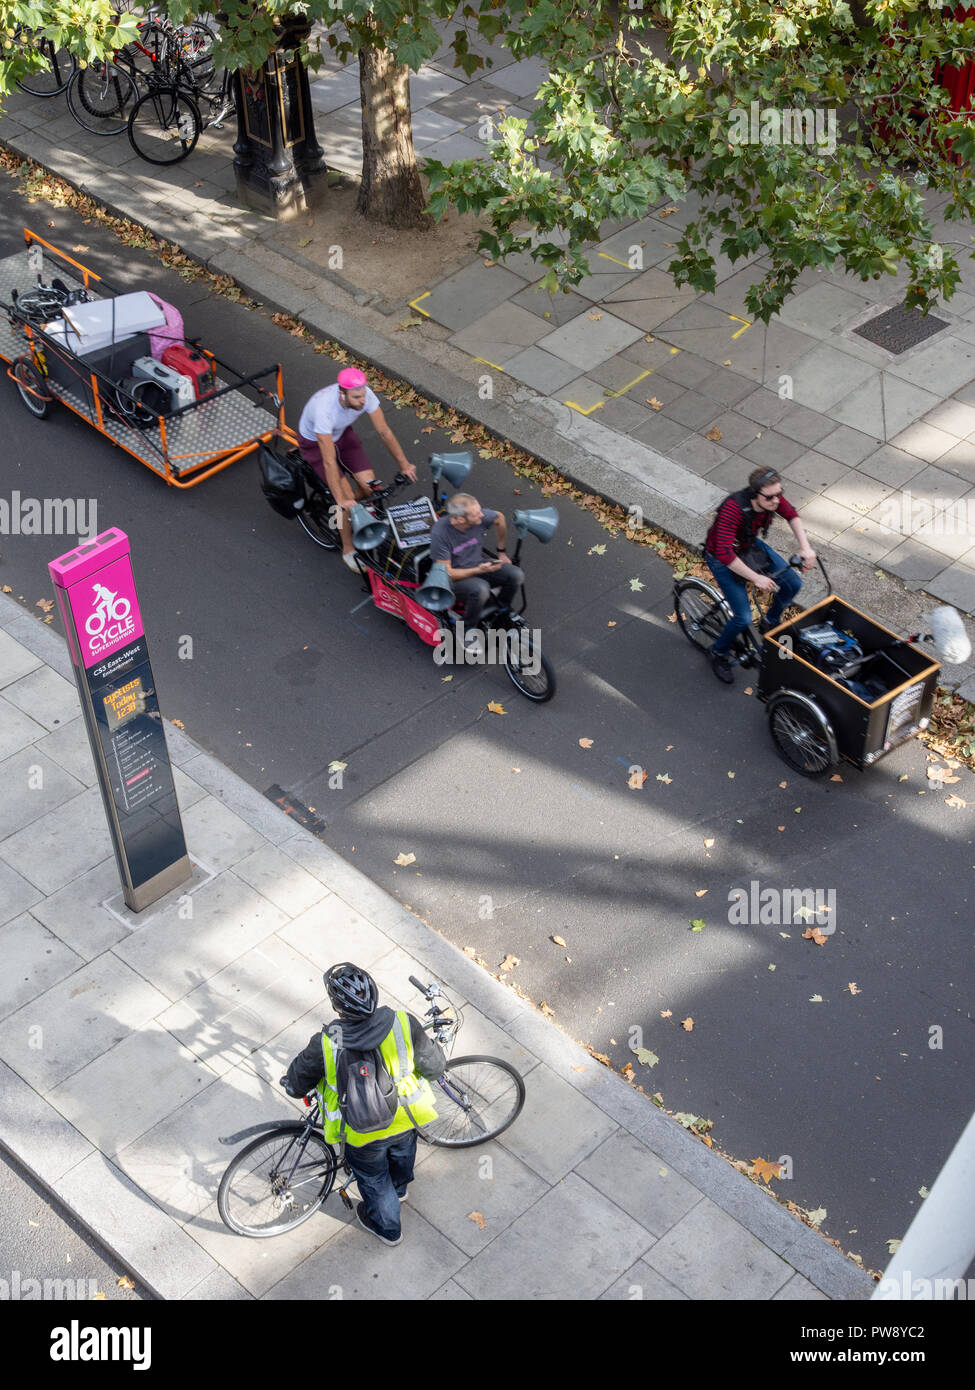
(1, 183), (972, 1281)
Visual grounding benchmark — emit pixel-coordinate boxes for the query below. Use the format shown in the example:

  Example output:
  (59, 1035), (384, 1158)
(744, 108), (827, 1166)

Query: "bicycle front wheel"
(426, 1056), (525, 1148)
(217, 1124), (338, 1237)
(674, 578), (728, 654)
(127, 86), (201, 164)
(67, 63), (139, 136)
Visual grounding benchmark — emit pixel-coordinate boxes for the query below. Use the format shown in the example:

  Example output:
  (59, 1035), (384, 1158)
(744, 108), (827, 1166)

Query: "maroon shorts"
(297, 426), (372, 485)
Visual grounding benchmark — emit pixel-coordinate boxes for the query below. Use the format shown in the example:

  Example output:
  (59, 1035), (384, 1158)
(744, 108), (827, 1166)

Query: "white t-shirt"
(298, 384), (380, 440)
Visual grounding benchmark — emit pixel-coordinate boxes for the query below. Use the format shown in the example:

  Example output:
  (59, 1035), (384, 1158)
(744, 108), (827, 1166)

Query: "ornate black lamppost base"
(230, 17), (328, 221)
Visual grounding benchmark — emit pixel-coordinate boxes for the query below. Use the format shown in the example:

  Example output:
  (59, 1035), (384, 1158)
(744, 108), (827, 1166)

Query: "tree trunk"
(357, 43), (432, 229)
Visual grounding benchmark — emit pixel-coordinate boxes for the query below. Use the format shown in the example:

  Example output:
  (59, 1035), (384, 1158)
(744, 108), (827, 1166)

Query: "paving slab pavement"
(0, 594), (874, 1301)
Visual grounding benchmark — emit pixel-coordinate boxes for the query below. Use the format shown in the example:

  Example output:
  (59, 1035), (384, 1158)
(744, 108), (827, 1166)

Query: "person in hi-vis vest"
(283, 963), (445, 1246)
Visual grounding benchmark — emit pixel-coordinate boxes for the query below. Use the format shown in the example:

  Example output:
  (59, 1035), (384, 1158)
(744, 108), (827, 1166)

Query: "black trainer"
(758, 615), (777, 635)
(710, 649), (735, 684)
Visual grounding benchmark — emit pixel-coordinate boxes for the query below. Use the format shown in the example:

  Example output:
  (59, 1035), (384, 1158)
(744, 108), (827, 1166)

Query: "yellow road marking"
(473, 357), (504, 370)
(603, 368), (654, 398)
(597, 251), (632, 268)
(728, 314), (751, 339)
(564, 399), (605, 415)
(409, 292), (431, 317)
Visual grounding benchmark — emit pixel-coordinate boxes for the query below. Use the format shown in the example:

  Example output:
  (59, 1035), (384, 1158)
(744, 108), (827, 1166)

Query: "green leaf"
(690, 919), (705, 932)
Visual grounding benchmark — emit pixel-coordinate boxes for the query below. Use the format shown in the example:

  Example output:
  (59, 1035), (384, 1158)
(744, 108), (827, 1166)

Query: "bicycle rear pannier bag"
(259, 443), (305, 519)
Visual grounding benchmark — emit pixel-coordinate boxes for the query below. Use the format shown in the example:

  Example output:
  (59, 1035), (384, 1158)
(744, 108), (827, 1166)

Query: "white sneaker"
(342, 551), (360, 572)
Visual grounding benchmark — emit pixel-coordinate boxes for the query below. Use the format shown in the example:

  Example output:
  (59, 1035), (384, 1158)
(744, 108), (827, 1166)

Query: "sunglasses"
(759, 490), (782, 500)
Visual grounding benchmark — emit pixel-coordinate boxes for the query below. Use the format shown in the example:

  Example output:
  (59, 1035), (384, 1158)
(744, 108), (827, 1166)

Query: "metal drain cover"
(853, 301), (949, 354)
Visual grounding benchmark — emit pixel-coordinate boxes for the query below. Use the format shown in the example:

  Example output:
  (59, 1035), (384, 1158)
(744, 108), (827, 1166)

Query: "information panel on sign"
(386, 496), (438, 550)
(49, 529), (190, 912)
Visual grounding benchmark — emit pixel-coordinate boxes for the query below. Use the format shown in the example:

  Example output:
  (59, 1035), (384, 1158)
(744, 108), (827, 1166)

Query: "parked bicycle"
(13, 25), (77, 97)
(217, 977), (526, 1237)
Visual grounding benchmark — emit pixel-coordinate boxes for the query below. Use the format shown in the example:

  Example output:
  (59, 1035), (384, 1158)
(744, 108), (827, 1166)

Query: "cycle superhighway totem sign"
(49, 529), (190, 912)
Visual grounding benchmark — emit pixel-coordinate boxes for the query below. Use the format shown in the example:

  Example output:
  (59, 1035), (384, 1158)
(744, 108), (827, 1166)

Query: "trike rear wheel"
(768, 694), (838, 778)
(503, 623), (555, 702)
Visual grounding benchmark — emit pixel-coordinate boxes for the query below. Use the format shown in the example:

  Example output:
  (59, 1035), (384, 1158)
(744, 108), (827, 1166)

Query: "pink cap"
(337, 367), (367, 390)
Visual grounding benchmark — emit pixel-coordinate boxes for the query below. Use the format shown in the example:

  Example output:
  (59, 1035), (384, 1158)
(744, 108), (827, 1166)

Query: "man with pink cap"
(298, 368), (417, 570)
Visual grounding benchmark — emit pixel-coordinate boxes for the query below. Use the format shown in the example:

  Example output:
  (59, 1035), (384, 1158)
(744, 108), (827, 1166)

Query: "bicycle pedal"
(338, 1186), (354, 1210)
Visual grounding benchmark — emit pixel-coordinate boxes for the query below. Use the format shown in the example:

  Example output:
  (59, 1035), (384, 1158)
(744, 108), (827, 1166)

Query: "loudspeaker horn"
(349, 503), (389, 551)
(429, 451), (472, 489)
(513, 506), (559, 543)
(416, 561), (455, 612)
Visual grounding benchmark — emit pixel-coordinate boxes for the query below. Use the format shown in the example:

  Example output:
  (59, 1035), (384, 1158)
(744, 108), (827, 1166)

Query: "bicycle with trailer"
(674, 552), (942, 777)
(2, 229), (289, 489)
(217, 976), (526, 1237)
(260, 437), (560, 701)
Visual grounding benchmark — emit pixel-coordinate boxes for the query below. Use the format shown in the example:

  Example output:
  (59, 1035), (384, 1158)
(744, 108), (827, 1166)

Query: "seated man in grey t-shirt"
(427, 494), (523, 643)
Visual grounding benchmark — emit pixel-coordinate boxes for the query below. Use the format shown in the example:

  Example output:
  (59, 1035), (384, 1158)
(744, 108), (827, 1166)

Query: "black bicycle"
(674, 552), (811, 673)
(217, 977), (526, 1237)
(13, 26), (77, 97)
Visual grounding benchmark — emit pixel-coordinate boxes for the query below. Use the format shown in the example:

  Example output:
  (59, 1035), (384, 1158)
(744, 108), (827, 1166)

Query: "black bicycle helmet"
(324, 963), (378, 1019)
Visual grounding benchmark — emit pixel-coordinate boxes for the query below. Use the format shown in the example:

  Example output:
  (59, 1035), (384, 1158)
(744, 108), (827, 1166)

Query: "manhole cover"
(853, 301), (949, 354)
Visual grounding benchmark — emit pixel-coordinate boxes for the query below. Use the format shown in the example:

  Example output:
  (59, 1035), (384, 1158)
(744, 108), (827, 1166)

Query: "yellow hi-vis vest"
(317, 1010), (439, 1147)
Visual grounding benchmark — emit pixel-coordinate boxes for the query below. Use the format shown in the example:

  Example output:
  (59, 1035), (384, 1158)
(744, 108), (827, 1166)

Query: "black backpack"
(335, 1046), (399, 1135)
(258, 443), (305, 519)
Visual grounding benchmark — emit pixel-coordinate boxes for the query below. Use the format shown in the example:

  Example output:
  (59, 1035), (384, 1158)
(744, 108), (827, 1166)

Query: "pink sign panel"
(49, 531), (145, 669)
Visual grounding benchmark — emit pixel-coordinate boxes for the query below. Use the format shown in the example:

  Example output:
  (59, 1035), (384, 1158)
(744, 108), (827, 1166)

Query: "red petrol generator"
(161, 343), (215, 399)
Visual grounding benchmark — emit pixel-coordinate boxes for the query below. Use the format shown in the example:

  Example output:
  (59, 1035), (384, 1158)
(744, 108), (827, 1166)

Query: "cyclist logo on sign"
(86, 584), (132, 635)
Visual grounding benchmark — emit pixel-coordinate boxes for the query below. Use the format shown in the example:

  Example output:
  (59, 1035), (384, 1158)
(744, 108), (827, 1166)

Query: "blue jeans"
(706, 540), (802, 656)
(344, 1129), (417, 1240)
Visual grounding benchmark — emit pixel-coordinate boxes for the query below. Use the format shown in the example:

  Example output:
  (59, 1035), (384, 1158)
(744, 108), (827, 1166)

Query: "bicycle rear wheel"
(218, 1124), (338, 1237)
(66, 62), (140, 135)
(127, 86), (201, 164)
(425, 1056), (525, 1147)
(674, 578), (728, 654)
(296, 483), (341, 550)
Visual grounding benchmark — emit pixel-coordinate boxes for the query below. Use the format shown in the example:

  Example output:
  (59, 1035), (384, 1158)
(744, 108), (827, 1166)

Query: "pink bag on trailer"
(146, 293), (184, 360)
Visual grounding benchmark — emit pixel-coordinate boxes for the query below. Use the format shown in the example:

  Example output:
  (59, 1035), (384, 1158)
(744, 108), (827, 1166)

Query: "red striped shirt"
(705, 493), (798, 566)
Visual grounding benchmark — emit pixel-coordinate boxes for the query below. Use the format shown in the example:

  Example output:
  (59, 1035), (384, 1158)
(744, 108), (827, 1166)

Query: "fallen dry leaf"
(659, 205), (678, 217)
(551, 934), (567, 947)
(394, 852), (416, 867)
(928, 766), (960, 785)
(487, 701), (507, 715)
(117, 1275), (136, 1290)
(946, 794), (968, 808)
(540, 1001), (554, 1017)
(620, 1061), (635, 1081)
(751, 1157), (782, 1184)
(830, 774), (844, 782)
(171, 719), (185, 730)
(845, 982), (861, 995)
(499, 953), (520, 972)
(588, 312), (603, 321)
(660, 1009), (672, 1018)
(629, 768), (648, 789)
(467, 1211), (487, 1229)
(681, 1017), (694, 1031)
(646, 397), (664, 410)
(420, 426), (435, 435)
(695, 889), (707, 897)
(705, 427), (723, 442)
(35, 598), (54, 613)
(803, 926), (829, 946)
(579, 737), (594, 748)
